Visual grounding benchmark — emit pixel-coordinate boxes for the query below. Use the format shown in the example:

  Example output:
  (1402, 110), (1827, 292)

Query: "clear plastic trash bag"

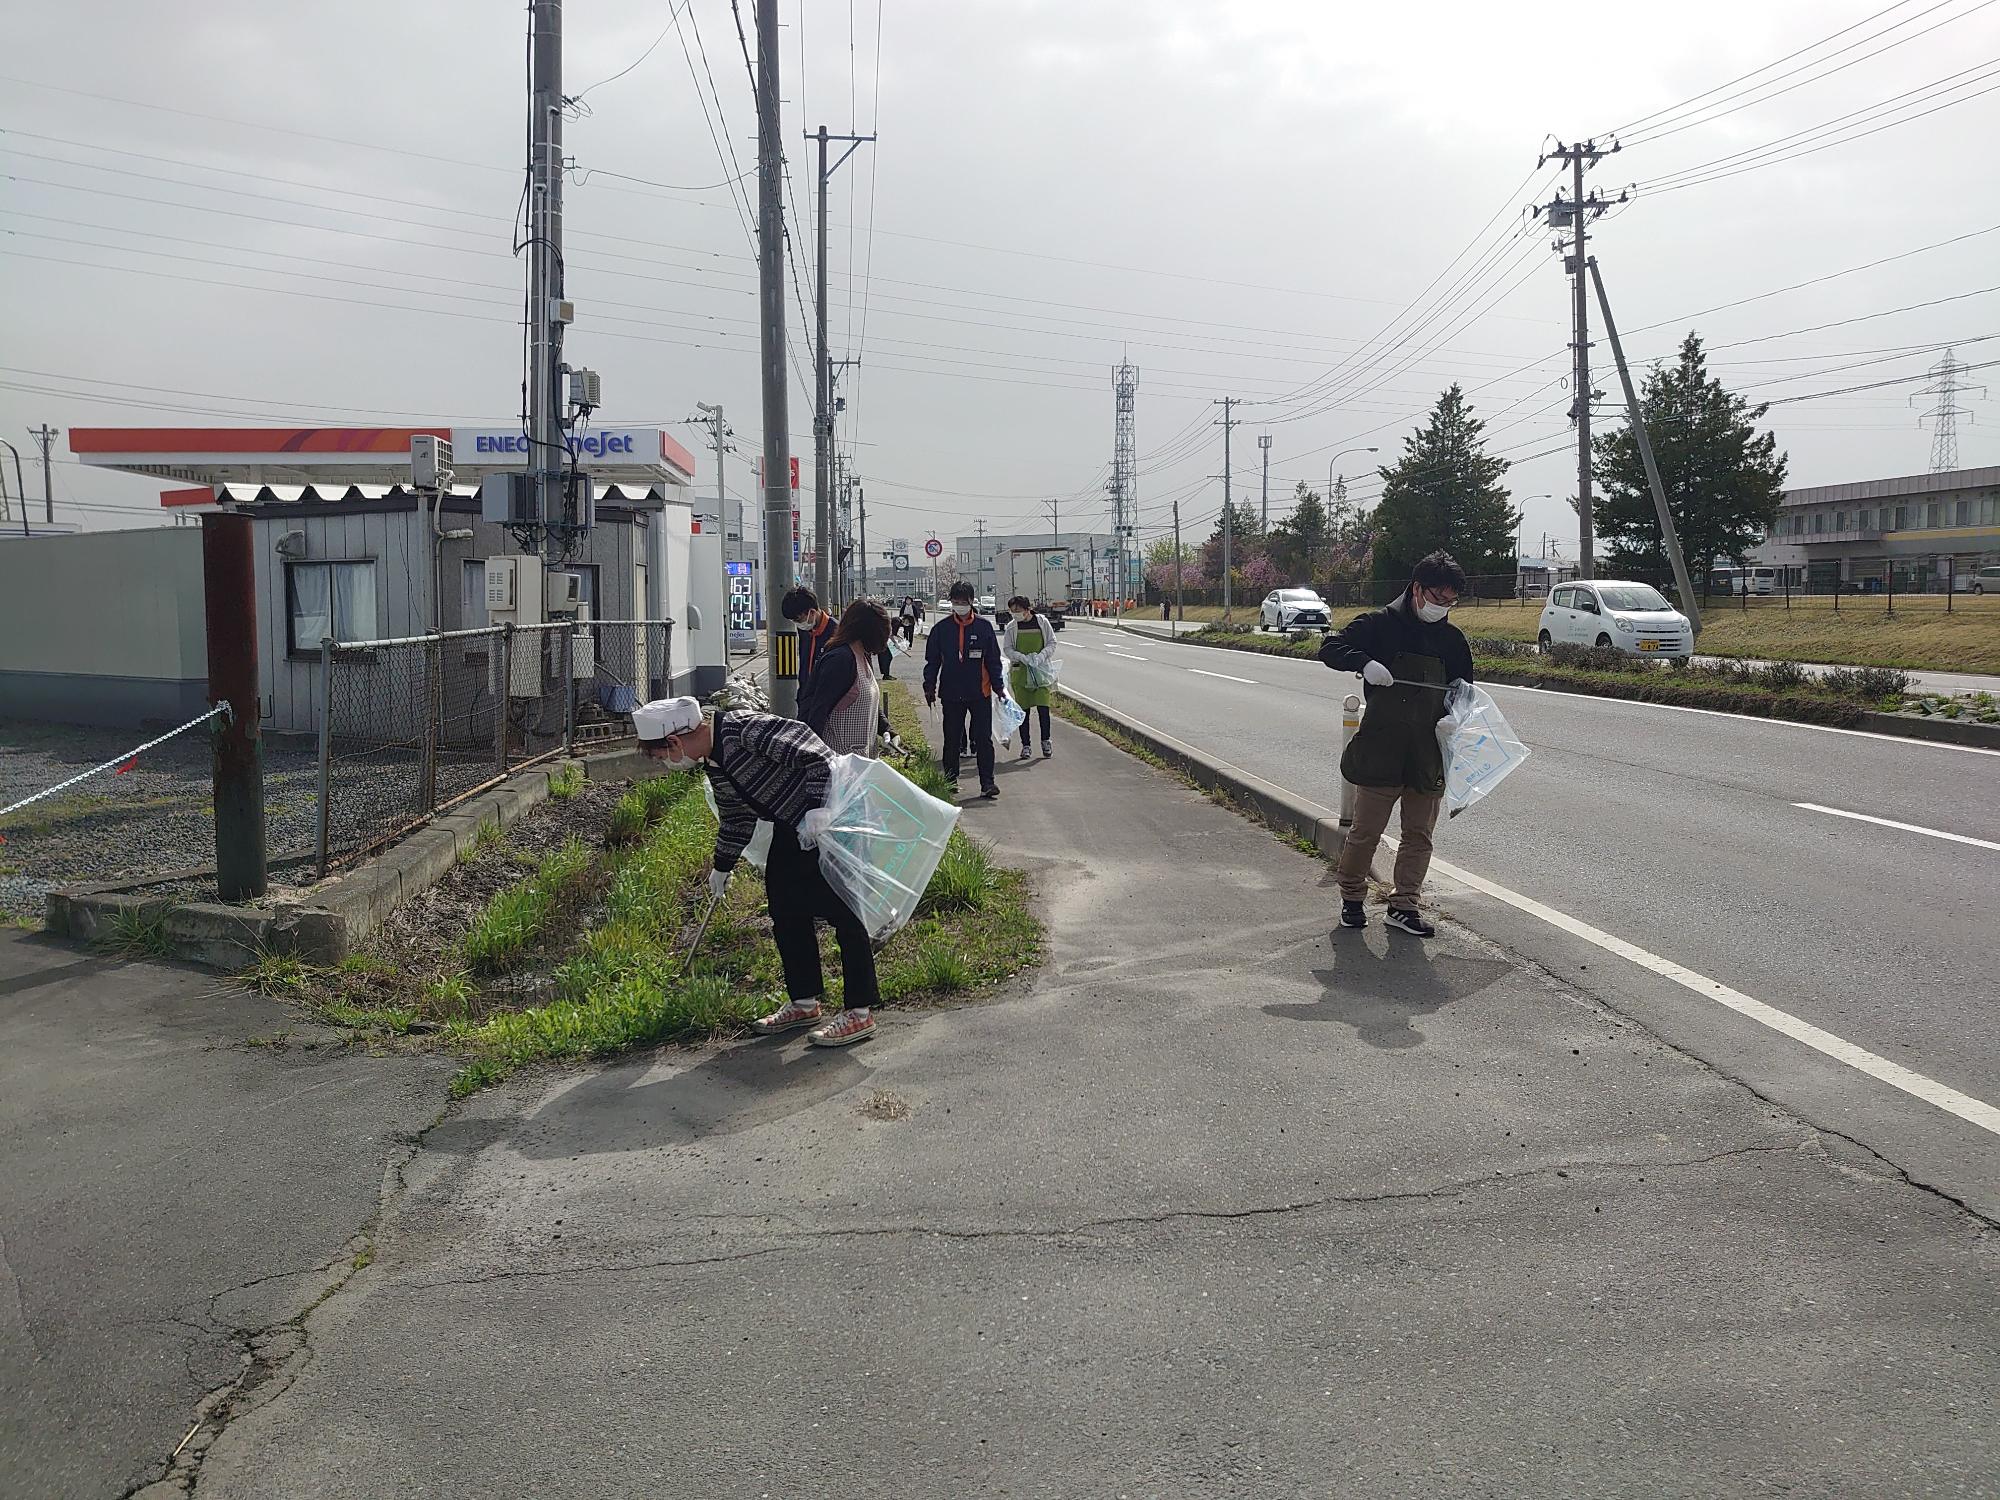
(1025, 653), (1063, 691)
(815, 754), (962, 940)
(1436, 681), (1530, 817)
(701, 779), (773, 871)
(993, 691), (1027, 746)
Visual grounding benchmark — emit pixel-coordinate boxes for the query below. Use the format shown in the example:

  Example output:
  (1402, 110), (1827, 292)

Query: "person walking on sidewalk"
(633, 696), (879, 1047)
(798, 599), (892, 757)
(923, 580), (1006, 799)
(781, 586), (837, 684)
(1002, 594), (1057, 762)
(1318, 550), (1474, 938)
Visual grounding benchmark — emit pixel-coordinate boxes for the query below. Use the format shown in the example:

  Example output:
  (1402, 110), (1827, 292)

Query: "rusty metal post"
(202, 512), (266, 901)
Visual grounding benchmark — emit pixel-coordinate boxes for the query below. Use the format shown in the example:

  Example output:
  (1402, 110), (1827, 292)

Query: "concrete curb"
(1055, 684), (1347, 858)
(45, 744), (662, 971)
(1082, 619), (2000, 752)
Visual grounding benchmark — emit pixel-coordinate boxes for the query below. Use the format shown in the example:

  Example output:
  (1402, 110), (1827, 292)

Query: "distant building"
(953, 531), (1128, 601)
(1513, 555), (1576, 597)
(1749, 464), (2000, 590)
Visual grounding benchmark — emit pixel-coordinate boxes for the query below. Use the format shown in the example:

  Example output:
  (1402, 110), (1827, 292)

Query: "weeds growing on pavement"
(243, 948), (313, 995)
(917, 832), (994, 915)
(95, 906), (174, 960)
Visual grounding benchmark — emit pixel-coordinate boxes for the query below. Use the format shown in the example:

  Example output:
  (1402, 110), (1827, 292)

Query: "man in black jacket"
(1318, 550), (1474, 938)
(922, 580), (1006, 799)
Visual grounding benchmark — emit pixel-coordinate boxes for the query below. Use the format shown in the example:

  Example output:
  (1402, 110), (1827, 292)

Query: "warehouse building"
(1751, 464), (2000, 590)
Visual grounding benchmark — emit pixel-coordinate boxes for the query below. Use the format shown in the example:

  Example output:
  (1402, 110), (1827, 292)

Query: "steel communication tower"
(1111, 361), (1139, 604)
(1914, 348), (1982, 472)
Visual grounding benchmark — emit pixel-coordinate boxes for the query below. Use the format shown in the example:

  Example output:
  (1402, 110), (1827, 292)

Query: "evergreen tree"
(1371, 385), (1519, 587)
(1591, 333), (1787, 585)
(1198, 496), (1264, 583)
(1267, 483), (1330, 583)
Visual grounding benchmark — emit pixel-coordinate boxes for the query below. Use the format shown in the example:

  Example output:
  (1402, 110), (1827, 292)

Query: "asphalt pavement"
(184, 711), (1998, 1499)
(0, 930), (455, 1499)
(1061, 616), (2000, 1215)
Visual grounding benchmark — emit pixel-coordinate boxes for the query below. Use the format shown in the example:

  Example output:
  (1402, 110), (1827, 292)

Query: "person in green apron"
(1002, 595), (1058, 762)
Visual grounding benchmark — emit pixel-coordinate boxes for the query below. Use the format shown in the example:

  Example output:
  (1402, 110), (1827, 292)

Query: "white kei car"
(1538, 580), (1693, 661)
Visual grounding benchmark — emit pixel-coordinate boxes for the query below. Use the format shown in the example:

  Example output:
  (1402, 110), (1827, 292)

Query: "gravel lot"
(0, 720), (323, 921)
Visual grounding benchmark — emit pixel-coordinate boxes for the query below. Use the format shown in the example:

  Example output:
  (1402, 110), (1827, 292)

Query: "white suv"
(1538, 580), (1693, 660)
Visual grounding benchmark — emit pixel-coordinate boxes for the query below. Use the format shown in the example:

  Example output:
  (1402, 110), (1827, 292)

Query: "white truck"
(998, 547), (1074, 626)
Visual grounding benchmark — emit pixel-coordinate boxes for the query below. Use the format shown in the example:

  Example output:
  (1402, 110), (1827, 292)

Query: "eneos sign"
(450, 429), (657, 463)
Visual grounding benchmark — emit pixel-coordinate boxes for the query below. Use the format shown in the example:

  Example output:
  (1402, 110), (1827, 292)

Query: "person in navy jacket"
(922, 580), (1006, 799)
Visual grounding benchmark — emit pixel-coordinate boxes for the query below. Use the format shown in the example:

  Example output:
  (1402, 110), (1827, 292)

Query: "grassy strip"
(440, 690), (1041, 1096)
(1171, 625), (1914, 728)
(461, 837), (597, 973)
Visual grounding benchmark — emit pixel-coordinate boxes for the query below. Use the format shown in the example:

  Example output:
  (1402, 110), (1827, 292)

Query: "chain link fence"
(315, 619), (671, 874)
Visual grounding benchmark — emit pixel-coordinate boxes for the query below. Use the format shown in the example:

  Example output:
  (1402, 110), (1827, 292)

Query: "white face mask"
(1416, 599), (1451, 623)
(952, 603), (972, 618)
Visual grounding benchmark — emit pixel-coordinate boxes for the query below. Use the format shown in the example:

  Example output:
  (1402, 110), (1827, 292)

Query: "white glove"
(797, 806), (834, 849)
(708, 867), (731, 901)
(1362, 660), (1394, 687)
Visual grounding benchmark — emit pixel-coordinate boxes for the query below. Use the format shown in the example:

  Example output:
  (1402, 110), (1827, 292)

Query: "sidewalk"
(1077, 614), (2000, 696)
(0, 931), (454, 1499)
(184, 714), (1995, 1496)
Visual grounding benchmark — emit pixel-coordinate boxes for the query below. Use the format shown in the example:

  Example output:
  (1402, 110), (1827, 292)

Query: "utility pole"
(1111, 361), (1139, 621)
(855, 484), (868, 602)
(974, 517), (987, 597)
(756, 0), (798, 715)
(1588, 256), (1702, 641)
(1536, 138), (1614, 580)
(1172, 500), (1184, 638)
(29, 424), (56, 525)
(810, 126), (875, 609)
(526, 1), (565, 559)
(1214, 397), (1237, 621)
(1258, 432), (1272, 535)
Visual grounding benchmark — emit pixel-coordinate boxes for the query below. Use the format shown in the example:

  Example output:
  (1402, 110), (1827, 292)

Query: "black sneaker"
(1383, 907), (1435, 938)
(1339, 900), (1367, 929)
(1041, 741), (1053, 759)
(980, 784), (1001, 800)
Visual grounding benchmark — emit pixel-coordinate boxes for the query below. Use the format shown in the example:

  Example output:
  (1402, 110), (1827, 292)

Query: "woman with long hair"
(798, 599), (893, 756)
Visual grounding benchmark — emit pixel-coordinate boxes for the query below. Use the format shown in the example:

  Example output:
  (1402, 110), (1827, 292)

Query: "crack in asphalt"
(0, 1225), (48, 1364)
(391, 1141), (1823, 1290)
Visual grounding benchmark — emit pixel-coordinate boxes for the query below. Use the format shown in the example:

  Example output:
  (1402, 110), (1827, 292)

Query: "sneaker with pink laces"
(751, 997), (823, 1036)
(807, 1008), (875, 1047)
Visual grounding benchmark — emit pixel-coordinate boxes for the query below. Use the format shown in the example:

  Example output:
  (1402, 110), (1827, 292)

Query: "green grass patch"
(548, 763), (587, 801)
(461, 837), (596, 973)
(458, 818), (504, 865)
(94, 906), (174, 960)
(243, 948), (315, 995)
(917, 832), (994, 916)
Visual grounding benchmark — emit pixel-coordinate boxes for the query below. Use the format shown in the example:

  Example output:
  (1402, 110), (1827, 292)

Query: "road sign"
(924, 538), (943, 558)
(894, 554), (910, 571)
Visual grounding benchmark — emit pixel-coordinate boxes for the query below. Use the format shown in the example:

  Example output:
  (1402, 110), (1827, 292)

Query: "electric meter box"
(544, 571), (582, 615)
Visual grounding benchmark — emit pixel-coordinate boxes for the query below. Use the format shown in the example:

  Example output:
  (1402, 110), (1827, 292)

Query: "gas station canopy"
(69, 426), (698, 503)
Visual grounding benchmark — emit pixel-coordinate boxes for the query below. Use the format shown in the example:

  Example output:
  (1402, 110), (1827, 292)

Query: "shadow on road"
(1263, 931), (1512, 1049)
(493, 1037), (877, 1160)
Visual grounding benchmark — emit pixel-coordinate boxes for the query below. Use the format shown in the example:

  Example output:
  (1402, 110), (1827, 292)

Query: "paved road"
(1106, 613), (2000, 697)
(1061, 618), (2000, 1211)
(188, 715), (2000, 1500)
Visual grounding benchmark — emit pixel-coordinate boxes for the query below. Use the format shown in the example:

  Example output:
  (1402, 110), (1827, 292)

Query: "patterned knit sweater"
(704, 710), (836, 872)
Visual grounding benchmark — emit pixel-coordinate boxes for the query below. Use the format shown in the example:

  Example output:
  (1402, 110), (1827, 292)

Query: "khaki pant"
(1336, 785), (1443, 907)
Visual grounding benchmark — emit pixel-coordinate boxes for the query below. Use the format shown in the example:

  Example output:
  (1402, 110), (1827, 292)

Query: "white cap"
(632, 696), (704, 742)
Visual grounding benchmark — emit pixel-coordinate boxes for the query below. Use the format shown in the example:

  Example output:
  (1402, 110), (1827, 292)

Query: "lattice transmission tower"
(1111, 361), (1139, 600)
(1913, 348), (1984, 472)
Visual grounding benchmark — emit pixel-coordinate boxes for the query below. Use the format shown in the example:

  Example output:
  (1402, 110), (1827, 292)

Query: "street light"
(1326, 447), (1379, 501)
(1514, 494), (1552, 600)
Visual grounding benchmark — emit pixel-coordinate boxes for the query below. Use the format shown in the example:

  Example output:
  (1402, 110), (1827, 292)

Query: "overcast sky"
(4, 0), (1997, 560)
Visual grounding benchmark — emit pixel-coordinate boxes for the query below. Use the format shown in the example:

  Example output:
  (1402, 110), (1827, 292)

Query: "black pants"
(941, 697), (995, 788)
(1029, 705), (1051, 744)
(764, 823), (879, 1010)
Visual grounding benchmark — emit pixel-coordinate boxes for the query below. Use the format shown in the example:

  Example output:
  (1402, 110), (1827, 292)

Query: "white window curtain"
(333, 562), (378, 643)
(289, 564), (332, 649)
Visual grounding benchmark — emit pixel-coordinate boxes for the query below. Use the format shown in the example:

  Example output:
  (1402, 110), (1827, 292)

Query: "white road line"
(1477, 681), (2000, 756)
(1419, 848), (2000, 1138)
(1793, 801), (2000, 851)
(1061, 683), (2000, 1139)
(1188, 667), (1259, 685)
(1103, 650), (1148, 661)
